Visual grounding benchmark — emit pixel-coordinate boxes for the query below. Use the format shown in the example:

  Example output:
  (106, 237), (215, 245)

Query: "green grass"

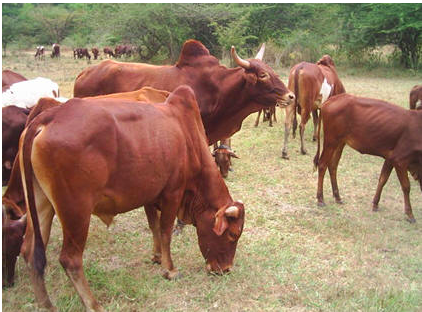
(2, 47), (421, 311)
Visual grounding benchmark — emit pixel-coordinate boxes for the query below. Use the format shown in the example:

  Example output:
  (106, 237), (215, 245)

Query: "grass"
(2, 47), (422, 311)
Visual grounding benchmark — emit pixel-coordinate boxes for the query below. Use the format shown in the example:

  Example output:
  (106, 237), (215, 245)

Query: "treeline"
(2, 3), (422, 69)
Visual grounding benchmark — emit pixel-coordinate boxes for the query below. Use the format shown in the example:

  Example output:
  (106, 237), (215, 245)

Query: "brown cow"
(19, 86), (245, 311)
(410, 85), (422, 110)
(74, 48), (91, 60)
(2, 70), (27, 92)
(283, 55), (345, 159)
(74, 40), (295, 145)
(212, 138), (239, 179)
(255, 106), (277, 127)
(34, 46), (44, 60)
(314, 94), (422, 223)
(91, 47), (99, 60)
(51, 43), (60, 58)
(103, 47), (115, 58)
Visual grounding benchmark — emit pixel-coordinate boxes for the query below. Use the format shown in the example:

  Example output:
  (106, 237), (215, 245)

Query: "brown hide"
(410, 85), (422, 110)
(91, 47), (99, 60)
(283, 55), (345, 159)
(20, 86), (245, 310)
(51, 44), (60, 58)
(2, 70), (27, 92)
(73, 39), (294, 144)
(212, 138), (239, 178)
(314, 93), (422, 222)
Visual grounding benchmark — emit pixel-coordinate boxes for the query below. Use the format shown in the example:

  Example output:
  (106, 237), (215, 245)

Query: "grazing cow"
(51, 43), (60, 58)
(91, 47), (99, 60)
(74, 48), (91, 60)
(212, 138), (239, 179)
(255, 106), (277, 127)
(2, 106), (30, 186)
(410, 85), (422, 110)
(74, 40), (295, 145)
(19, 86), (245, 311)
(283, 55), (345, 159)
(103, 47), (115, 58)
(2, 70), (27, 92)
(34, 46), (44, 60)
(314, 94), (422, 223)
(115, 44), (133, 58)
(2, 77), (61, 109)
(2, 209), (26, 287)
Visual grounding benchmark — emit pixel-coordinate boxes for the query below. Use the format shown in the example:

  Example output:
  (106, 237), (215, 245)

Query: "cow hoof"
(151, 255), (161, 264)
(301, 149), (307, 155)
(317, 201), (326, 207)
(163, 269), (181, 280)
(406, 217), (416, 224)
(281, 152), (289, 160)
(335, 199), (344, 204)
(372, 204), (379, 212)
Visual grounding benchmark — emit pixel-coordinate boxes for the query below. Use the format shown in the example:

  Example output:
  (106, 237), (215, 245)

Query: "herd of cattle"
(34, 43), (136, 61)
(2, 39), (422, 311)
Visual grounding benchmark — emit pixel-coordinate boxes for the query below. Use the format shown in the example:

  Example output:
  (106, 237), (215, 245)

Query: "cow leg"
(21, 183), (56, 311)
(312, 110), (318, 141)
(317, 143), (338, 206)
(282, 104), (295, 159)
(394, 166), (415, 223)
(144, 204), (162, 264)
(372, 160), (394, 211)
(299, 110), (311, 155)
(254, 110), (262, 127)
(273, 107), (277, 123)
(328, 143), (345, 204)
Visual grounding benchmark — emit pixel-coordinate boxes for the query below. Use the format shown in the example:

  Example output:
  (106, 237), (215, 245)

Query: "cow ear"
(213, 209), (229, 236)
(244, 72), (257, 85)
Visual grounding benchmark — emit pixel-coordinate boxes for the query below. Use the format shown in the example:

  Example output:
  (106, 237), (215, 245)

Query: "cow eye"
(259, 72), (269, 80)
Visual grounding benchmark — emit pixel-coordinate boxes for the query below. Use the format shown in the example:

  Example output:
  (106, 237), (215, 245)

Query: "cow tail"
(292, 65), (301, 138)
(20, 122), (46, 277)
(313, 108), (323, 172)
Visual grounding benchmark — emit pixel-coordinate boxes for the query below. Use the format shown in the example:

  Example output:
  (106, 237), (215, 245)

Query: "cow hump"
(177, 40), (211, 67)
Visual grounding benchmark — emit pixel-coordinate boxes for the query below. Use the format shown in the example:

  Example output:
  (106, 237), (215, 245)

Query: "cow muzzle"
(206, 262), (232, 275)
(277, 92), (295, 107)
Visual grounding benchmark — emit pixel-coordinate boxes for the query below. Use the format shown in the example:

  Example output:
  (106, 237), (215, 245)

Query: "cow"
(2, 70), (27, 92)
(115, 44), (133, 58)
(313, 93), (422, 223)
(74, 40), (295, 145)
(73, 48), (91, 60)
(2, 106), (30, 186)
(282, 55), (345, 159)
(91, 47), (99, 60)
(212, 138), (239, 179)
(103, 47), (115, 58)
(410, 85), (422, 110)
(51, 43), (60, 58)
(2, 209), (26, 287)
(254, 106), (277, 127)
(34, 46), (44, 60)
(2, 77), (61, 109)
(18, 85), (245, 311)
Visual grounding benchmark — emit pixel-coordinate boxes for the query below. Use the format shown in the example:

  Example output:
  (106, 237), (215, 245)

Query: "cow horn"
(255, 43), (265, 60)
(225, 206), (239, 218)
(229, 151), (240, 159)
(231, 46), (250, 69)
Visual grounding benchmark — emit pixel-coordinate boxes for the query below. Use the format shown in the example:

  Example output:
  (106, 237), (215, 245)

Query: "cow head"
(317, 55), (335, 68)
(212, 145), (239, 178)
(195, 201), (245, 274)
(231, 45), (295, 107)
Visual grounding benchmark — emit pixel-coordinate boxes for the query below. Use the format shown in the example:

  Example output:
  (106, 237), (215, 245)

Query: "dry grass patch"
(2, 49), (421, 311)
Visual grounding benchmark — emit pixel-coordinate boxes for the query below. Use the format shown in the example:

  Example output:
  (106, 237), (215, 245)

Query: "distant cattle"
(103, 47), (115, 58)
(34, 46), (45, 60)
(115, 44), (134, 58)
(91, 47), (99, 60)
(19, 85), (245, 311)
(2, 77), (61, 109)
(255, 106), (277, 127)
(283, 55), (345, 159)
(73, 48), (91, 60)
(212, 138), (239, 178)
(2, 70), (27, 92)
(314, 94), (422, 223)
(51, 43), (60, 58)
(74, 40), (295, 145)
(410, 85), (422, 110)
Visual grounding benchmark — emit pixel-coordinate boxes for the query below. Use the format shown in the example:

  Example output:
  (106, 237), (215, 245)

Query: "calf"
(283, 55), (345, 159)
(34, 46), (44, 60)
(212, 138), (239, 178)
(51, 43), (60, 58)
(410, 85), (422, 110)
(2, 70), (27, 92)
(314, 93), (422, 223)
(91, 47), (99, 60)
(19, 86), (245, 311)
(254, 106), (277, 127)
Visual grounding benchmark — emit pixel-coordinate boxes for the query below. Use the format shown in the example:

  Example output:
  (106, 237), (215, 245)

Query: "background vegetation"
(2, 3), (422, 70)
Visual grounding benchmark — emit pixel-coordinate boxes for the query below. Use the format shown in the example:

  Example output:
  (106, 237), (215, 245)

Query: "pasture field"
(2, 48), (421, 311)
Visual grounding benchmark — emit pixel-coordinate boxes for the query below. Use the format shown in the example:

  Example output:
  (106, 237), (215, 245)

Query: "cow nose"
(288, 93), (295, 100)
